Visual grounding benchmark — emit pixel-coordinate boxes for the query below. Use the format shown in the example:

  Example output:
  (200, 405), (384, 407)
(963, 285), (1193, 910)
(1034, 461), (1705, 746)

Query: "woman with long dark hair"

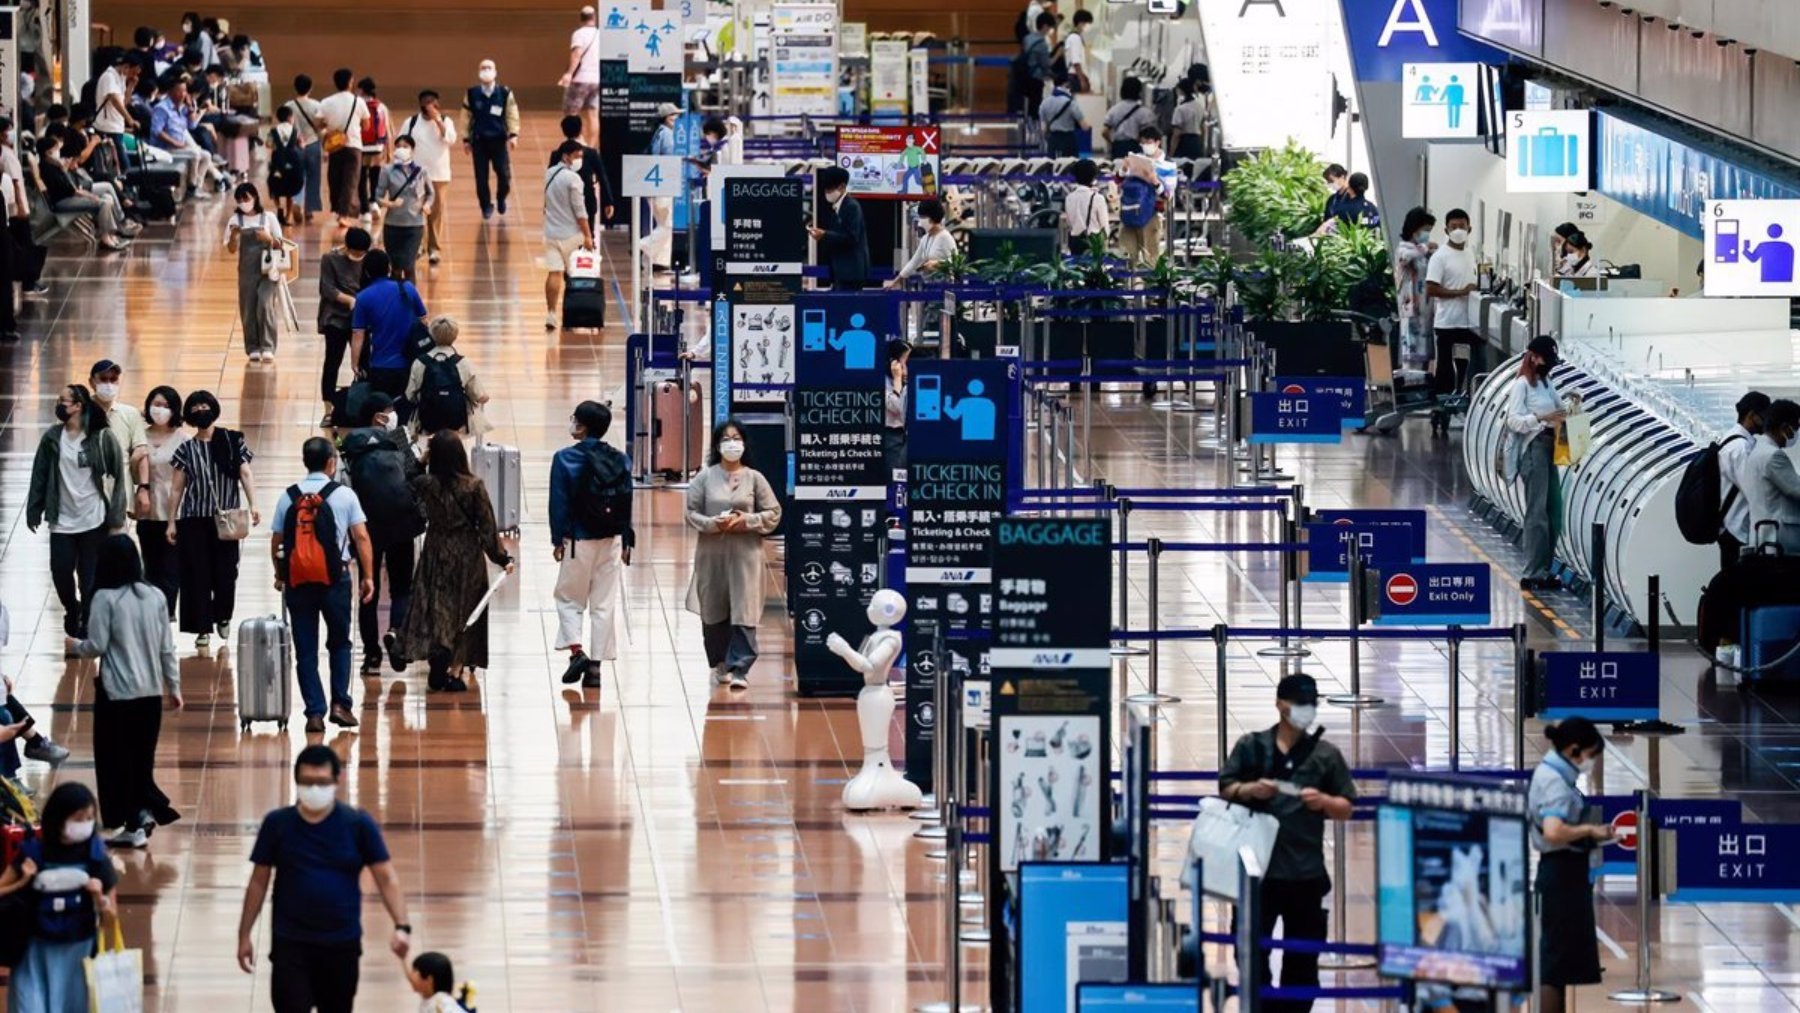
(0, 782), (118, 1012)
(70, 535), (182, 848)
(1503, 336), (1565, 592)
(166, 390), (259, 651)
(225, 181), (286, 363)
(1392, 206), (1437, 371)
(402, 431), (514, 692)
(684, 417), (782, 690)
(26, 384), (127, 638)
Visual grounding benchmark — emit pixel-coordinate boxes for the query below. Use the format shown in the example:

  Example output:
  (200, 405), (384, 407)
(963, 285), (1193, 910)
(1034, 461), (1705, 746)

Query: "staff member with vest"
(549, 401), (634, 690)
(1529, 718), (1613, 1013)
(1218, 674), (1356, 1013)
(460, 58), (519, 221)
(271, 438), (375, 735)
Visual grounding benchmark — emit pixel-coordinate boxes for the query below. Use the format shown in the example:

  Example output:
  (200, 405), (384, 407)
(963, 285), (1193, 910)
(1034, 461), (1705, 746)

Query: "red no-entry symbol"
(1611, 810), (1639, 851)
(1386, 573), (1419, 606)
(1282, 383), (1305, 395)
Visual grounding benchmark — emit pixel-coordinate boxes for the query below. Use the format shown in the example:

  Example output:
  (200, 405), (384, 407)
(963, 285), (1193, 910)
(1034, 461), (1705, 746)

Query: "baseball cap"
(90, 358), (121, 379)
(1526, 335), (1559, 370)
(656, 102), (680, 119)
(1276, 674), (1318, 705)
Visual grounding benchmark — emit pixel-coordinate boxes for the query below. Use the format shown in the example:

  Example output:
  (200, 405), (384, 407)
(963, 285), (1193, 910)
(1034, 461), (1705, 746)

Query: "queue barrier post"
(1237, 847), (1265, 1013)
(1317, 816), (1376, 971)
(1512, 623), (1530, 773)
(1326, 539), (1384, 708)
(960, 728), (992, 944)
(1592, 520), (1607, 651)
(1448, 628), (1462, 772)
(914, 626), (949, 839)
(1212, 623), (1230, 769)
(1063, 397), (1078, 490)
(1258, 497), (1310, 659)
(1113, 500), (1148, 657)
(1081, 355), (1095, 479)
(1126, 539), (1180, 706)
(914, 798), (973, 1013)
(1607, 789), (1680, 1004)
(926, 640), (964, 860)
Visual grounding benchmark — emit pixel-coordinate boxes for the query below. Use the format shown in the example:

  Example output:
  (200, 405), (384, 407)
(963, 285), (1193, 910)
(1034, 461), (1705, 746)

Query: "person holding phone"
(1507, 336), (1565, 592)
(1529, 718), (1613, 1013)
(684, 418), (782, 691)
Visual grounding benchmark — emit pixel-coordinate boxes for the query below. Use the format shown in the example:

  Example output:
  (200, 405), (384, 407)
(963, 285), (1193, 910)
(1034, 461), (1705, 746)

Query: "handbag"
(321, 99), (356, 154)
(83, 917), (145, 1013)
(1183, 796), (1280, 899)
(227, 80), (260, 111)
(214, 506), (252, 541)
(260, 235), (293, 279)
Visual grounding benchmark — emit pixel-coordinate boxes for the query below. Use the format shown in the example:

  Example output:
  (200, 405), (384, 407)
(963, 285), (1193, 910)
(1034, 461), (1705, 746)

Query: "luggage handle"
(1753, 519), (1784, 556)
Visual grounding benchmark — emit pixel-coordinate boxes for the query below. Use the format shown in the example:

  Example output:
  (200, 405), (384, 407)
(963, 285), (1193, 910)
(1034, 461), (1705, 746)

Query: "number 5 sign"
(621, 155), (686, 198)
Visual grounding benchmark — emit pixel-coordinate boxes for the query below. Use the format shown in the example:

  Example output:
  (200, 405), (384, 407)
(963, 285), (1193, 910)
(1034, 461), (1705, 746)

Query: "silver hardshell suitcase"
(236, 614), (292, 732)
(473, 442), (522, 535)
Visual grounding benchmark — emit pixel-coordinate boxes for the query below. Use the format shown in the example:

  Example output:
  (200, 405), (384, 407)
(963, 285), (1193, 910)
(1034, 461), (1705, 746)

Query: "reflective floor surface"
(0, 113), (1794, 1010)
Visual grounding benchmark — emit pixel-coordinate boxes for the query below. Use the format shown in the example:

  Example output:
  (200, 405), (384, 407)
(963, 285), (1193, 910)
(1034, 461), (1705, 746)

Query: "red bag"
(360, 97), (388, 148)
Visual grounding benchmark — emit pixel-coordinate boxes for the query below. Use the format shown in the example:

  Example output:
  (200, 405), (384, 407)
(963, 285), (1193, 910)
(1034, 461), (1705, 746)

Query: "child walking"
(409, 951), (477, 1012)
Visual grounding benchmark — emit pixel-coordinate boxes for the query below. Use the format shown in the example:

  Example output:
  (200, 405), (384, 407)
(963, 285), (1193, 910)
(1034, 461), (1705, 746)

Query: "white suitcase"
(472, 442), (522, 534)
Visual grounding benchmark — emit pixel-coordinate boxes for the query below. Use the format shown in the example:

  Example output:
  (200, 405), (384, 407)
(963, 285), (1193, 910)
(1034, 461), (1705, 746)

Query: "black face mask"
(54, 403), (73, 422)
(185, 409), (217, 428)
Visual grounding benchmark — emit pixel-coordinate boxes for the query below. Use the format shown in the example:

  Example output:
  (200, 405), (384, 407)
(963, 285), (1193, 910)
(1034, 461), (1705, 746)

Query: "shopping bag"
(1554, 422), (1571, 467)
(1182, 796), (1280, 900)
(568, 247), (602, 280)
(84, 918), (144, 1013)
(1563, 410), (1591, 464)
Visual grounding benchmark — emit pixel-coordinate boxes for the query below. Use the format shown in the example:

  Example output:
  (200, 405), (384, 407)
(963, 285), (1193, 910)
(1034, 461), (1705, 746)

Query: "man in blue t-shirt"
(238, 745), (411, 1012)
(348, 248), (429, 419)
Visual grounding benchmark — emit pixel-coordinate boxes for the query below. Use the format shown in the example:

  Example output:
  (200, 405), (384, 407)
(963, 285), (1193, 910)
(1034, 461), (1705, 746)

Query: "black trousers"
(270, 938), (361, 1013)
(175, 516), (241, 634)
(359, 528), (416, 653)
(1231, 875), (1331, 1013)
(8, 216), (43, 287)
(319, 324), (352, 404)
(137, 518), (180, 619)
(0, 218), (17, 332)
(357, 160), (382, 215)
(326, 148), (361, 218)
(48, 525), (105, 637)
(92, 683), (168, 830)
(1433, 327), (1478, 395)
(1720, 531), (1744, 573)
(469, 136), (511, 213)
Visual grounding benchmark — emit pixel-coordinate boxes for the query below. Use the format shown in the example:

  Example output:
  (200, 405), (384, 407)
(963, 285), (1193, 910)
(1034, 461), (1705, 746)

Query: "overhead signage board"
(626, 9), (682, 73)
(1313, 508), (1427, 562)
(1195, 0), (1331, 152)
(770, 2), (838, 118)
(1703, 200), (1800, 298)
(1539, 651), (1659, 722)
(837, 125), (940, 199)
(1274, 375), (1366, 428)
(1596, 109), (1800, 241)
(1371, 563), (1491, 626)
(719, 176), (806, 414)
(1669, 824), (1800, 903)
(1400, 62), (1482, 139)
(1505, 109), (1591, 194)
(1339, 0), (1507, 83)
(619, 154), (686, 198)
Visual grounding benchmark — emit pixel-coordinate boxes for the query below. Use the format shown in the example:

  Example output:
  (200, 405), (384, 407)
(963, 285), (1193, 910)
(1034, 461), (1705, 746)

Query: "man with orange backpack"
(270, 438), (376, 734)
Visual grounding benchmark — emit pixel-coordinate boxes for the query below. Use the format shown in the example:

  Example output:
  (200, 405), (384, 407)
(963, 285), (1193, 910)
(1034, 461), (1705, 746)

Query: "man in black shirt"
(547, 114), (613, 233)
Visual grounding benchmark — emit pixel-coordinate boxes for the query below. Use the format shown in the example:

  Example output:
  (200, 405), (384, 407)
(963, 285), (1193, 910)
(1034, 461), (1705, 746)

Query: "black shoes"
(361, 647), (382, 674)
(560, 651), (591, 685)
(383, 632), (408, 672)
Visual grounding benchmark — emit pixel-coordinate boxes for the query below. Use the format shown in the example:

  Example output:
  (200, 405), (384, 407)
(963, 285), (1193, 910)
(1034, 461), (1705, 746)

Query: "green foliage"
(1222, 140), (1328, 246)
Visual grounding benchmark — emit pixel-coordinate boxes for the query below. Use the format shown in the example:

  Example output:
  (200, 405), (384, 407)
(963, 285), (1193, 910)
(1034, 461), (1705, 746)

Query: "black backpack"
(1674, 434), (1747, 545)
(576, 442), (633, 541)
(414, 353), (468, 433)
(342, 429), (423, 537)
(268, 129), (303, 185)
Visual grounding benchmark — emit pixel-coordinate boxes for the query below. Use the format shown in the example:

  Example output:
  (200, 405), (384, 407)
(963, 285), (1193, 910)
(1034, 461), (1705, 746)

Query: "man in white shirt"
(1745, 399), (1800, 557)
(317, 68), (370, 226)
(398, 90), (458, 266)
(1118, 126), (1178, 267)
(92, 52), (139, 168)
(1424, 207), (1479, 395)
(1061, 157), (1108, 257)
(1717, 391), (1770, 571)
(1064, 9), (1091, 92)
(560, 5), (602, 147)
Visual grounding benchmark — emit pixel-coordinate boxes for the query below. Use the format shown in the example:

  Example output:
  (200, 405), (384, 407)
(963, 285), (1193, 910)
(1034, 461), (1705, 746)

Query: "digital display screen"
(1020, 863), (1130, 1013)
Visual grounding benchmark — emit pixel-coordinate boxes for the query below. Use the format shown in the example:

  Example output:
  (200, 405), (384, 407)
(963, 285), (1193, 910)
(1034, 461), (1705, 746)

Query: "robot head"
(867, 589), (906, 628)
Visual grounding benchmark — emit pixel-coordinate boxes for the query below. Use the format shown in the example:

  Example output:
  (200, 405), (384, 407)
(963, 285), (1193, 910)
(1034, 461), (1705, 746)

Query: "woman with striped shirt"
(164, 391), (259, 651)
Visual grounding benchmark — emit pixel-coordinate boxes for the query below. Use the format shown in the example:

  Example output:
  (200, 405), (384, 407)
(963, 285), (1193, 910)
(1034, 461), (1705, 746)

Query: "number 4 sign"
(621, 155), (686, 198)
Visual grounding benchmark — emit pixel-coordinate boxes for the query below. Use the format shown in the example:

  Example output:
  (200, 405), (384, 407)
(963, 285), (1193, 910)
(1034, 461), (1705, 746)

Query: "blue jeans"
(286, 574), (353, 717)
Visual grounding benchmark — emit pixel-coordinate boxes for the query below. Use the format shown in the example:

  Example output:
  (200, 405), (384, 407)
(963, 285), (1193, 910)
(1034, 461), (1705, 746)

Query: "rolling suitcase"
(472, 442), (522, 534)
(562, 248), (605, 330)
(1742, 605), (1800, 683)
(649, 380), (704, 478)
(236, 614), (292, 731)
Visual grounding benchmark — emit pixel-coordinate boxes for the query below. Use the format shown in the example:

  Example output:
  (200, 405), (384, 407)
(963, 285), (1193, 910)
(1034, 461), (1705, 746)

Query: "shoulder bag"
(212, 431), (253, 540)
(321, 99), (355, 154)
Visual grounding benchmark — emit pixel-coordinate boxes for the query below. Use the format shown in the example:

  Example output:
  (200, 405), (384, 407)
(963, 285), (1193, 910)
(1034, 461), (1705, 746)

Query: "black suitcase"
(1698, 521), (1800, 651)
(126, 169), (182, 221)
(562, 279), (605, 330)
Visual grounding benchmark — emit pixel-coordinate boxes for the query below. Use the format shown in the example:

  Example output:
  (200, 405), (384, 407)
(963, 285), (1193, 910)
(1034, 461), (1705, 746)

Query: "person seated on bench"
(37, 130), (139, 250)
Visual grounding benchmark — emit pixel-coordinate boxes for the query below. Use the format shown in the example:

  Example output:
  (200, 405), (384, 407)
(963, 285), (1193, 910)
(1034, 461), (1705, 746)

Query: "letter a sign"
(1378, 0), (1438, 47)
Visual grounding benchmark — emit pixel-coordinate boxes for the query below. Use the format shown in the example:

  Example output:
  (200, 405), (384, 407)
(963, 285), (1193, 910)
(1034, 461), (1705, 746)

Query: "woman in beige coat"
(685, 417), (781, 690)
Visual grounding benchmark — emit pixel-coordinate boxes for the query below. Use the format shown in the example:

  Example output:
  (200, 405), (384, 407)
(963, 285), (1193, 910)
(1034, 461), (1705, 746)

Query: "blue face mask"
(1414, 230), (1431, 244)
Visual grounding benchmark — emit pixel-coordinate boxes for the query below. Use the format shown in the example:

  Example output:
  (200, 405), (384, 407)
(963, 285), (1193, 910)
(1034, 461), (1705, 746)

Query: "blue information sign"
(1275, 376), (1366, 429)
(1669, 823), (1800, 903)
(1019, 863), (1130, 1013)
(1540, 652), (1660, 722)
(1076, 983), (1201, 1012)
(1304, 522), (1411, 583)
(1314, 508), (1428, 562)
(1247, 392), (1342, 444)
(1593, 796), (1743, 875)
(1371, 563), (1490, 626)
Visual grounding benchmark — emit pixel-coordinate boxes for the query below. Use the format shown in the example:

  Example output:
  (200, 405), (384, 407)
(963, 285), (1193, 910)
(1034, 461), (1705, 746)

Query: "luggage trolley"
(1332, 309), (1438, 435)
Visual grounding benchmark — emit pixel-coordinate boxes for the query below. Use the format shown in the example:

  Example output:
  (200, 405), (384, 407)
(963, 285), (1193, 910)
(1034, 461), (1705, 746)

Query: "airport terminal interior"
(3, 0), (1800, 1009)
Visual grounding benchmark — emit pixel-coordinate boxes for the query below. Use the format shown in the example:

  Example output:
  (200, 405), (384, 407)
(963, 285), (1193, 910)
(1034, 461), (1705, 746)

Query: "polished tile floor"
(0, 113), (1795, 1010)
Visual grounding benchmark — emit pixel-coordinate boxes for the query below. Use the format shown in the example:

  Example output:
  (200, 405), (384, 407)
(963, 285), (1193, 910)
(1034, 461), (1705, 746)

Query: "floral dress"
(1392, 238), (1434, 370)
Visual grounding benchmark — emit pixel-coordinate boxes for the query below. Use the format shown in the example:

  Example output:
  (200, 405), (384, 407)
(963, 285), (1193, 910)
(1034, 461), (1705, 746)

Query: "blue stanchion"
(1028, 372), (1228, 385)
(1262, 986), (1405, 1001)
(1114, 487), (1293, 498)
(1033, 305), (1216, 320)
(1010, 500), (1121, 512)
(1114, 625), (1519, 641)
(1112, 541), (1307, 554)
(1022, 358), (1247, 372)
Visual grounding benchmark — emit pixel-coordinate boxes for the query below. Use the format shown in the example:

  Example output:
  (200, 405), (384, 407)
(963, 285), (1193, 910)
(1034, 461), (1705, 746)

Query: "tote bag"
(84, 918), (144, 1013)
(1182, 796), (1280, 900)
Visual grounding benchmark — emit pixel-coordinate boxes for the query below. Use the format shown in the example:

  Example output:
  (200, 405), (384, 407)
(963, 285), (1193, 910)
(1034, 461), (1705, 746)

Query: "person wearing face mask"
(1218, 674), (1354, 1013)
(1392, 207), (1437, 371)
(1713, 391), (1769, 572)
(339, 392), (423, 678)
(0, 782), (118, 1010)
(239, 745), (413, 1010)
(87, 360), (149, 520)
(225, 181), (286, 363)
(808, 165), (869, 290)
(1061, 158), (1109, 258)
(375, 135), (433, 281)
(549, 401), (634, 690)
(885, 198), (956, 288)
(635, 103), (681, 276)
(1424, 207), (1480, 395)
(317, 227), (372, 413)
(459, 59), (519, 221)
(1503, 336), (1566, 592)
(139, 385), (188, 614)
(27, 384), (128, 639)
(1548, 221), (1577, 273)
(0, 115), (49, 304)
(166, 389), (259, 651)
(1320, 163), (1349, 222)
(402, 431), (516, 692)
(1528, 718), (1613, 1013)
(1555, 229), (1599, 279)
(1118, 125), (1177, 268)
(685, 419), (783, 691)
(1744, 398), (1800, 557)
(68, 535), (182, 849)
(542, 139), (596, 330)
(318, 68), (370, 228)
(398, 90), (458, 265)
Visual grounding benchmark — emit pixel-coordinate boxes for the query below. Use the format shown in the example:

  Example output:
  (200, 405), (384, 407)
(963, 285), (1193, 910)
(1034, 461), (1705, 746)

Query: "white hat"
(656, 103), (680, 119)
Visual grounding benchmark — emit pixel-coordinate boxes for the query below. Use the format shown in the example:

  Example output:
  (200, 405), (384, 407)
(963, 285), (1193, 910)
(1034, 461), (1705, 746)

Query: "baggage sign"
(1247, 391), (1341, 444)
(1275, 375), (1366, 428)
(1303, 521), (1410, 583)
(1371, 563), (1490, 626)
(1540, 651), (1659, 722)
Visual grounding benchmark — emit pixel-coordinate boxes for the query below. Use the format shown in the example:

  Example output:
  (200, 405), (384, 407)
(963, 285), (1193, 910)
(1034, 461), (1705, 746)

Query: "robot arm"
(827, 630), (900, 678)
(825, 632), (872, 674)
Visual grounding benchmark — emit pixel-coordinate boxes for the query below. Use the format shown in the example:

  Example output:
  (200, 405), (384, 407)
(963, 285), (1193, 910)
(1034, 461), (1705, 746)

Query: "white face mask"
(149, 405), (172, 425)
(383, 413), (401, 431)
(1287, 704), (1317, 729)
(569, 420), (582, 438)
(1447, 228), (1470, 246)
(95, 382), (119, 401)
(1141, 143), (1161, 159)
(719, 439), (745, 463)
(63, 819), (94, 844)
(478, 68), (497, 84)
(237, 200), (256, 214)
(1577, 754), (1597, 775)
(1414, 230), (1431, 244)
(392, 147), (414, 164)
(296, 784), (337, 813)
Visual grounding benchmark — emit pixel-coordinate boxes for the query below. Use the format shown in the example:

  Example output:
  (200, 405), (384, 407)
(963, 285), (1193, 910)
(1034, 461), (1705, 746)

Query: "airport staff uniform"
(1528, 750), (1602, 988)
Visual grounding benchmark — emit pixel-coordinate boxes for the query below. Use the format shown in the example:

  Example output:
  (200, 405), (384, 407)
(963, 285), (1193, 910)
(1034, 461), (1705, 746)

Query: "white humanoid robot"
(826, 589), (924, 811)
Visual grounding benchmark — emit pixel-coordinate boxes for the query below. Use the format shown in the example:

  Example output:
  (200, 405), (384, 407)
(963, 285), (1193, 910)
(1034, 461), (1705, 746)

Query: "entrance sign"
(1505, 109), (1591, 193)
(1704, 200), (1800, 298)
(1400, 63), (1482, 139)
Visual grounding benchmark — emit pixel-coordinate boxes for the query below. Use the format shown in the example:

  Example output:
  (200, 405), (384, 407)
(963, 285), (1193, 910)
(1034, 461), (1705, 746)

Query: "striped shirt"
(171, 429), (253, 519)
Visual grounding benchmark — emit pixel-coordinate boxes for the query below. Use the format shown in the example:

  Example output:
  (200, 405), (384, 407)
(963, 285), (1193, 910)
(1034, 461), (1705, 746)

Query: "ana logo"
(750, 263), (781, 273)
(1378, 0), (1439, 47)
(937, 569), (975, 582)
(1386, 573), (1419, 607)
(825, 488), (858, 498)
(1033, 652), (1075, 666)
